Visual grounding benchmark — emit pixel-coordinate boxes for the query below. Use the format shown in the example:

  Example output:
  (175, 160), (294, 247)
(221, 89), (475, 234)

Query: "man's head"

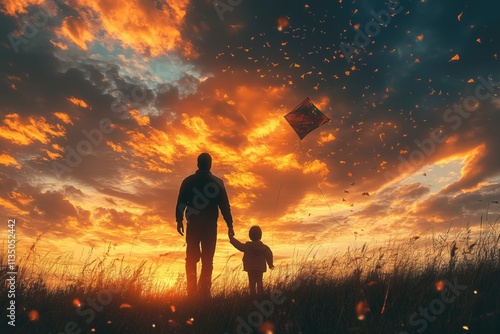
(249, 226), (262, 241)
(197, 153), (212, 171)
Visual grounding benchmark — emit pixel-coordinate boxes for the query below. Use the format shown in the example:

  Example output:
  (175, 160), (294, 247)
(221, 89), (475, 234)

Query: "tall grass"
(1, 214), (499, 333)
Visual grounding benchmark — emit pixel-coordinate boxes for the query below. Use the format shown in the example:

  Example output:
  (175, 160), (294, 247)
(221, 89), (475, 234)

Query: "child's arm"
(265, 246), (274, 269)
(229, 235), (246, 252)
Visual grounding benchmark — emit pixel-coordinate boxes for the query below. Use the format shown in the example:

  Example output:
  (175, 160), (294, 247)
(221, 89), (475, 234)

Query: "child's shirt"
(230, 237), (274, 272)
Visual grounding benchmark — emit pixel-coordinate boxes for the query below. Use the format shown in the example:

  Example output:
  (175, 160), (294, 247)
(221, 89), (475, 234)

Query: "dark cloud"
(416, 183), (500, 223)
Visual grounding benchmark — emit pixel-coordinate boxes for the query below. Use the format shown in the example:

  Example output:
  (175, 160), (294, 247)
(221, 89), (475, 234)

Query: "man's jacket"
(176, 170), (233, 227)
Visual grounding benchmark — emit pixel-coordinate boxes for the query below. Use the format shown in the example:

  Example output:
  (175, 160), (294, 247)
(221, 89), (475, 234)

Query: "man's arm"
(229, 235), (246, 252)
(175, 179), (188, 236)
(217, 179), (234, 235)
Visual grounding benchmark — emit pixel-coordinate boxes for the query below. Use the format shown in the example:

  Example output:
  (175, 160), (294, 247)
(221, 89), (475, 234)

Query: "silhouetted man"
(176, 153), (234, 298)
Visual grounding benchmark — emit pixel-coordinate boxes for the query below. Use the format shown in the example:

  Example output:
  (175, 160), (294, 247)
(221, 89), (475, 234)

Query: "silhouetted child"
(229, 226), (274, 296)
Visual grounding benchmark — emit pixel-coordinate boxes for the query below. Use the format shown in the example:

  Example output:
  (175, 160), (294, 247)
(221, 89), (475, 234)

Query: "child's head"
(249, 226), (262, 241)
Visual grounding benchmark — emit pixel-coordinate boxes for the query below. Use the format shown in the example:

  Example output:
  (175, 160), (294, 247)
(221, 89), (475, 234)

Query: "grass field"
(2, 215), (499, 334)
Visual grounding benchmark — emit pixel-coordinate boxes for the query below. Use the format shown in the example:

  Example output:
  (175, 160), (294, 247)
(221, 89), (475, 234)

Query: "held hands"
(228, 227), (235, 238)
(177, 222), (184, 236)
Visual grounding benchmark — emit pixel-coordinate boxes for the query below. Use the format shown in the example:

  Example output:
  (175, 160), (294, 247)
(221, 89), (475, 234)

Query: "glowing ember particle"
(28, 310), (39, 321)
(435, 280), (445, 291)
(170, 305), (176, 313)
(277, 17), (289, 31)
(258, 321), (275, 333)
(355, 300), (370, 320)
(73, 299), (81, 307)
(119, 303), (132, 309)
(462, 325), (469, 330)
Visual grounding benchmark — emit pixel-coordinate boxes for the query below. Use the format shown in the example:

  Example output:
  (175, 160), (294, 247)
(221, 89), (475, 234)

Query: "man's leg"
(198, 224), (217, 298)
(185, 224), (201, 298)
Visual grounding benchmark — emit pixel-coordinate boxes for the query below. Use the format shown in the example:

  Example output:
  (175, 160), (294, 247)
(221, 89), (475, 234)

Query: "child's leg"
(256, 272), (264, 295)
(248, 271), (257, 296)
(248, 271), (255, 296)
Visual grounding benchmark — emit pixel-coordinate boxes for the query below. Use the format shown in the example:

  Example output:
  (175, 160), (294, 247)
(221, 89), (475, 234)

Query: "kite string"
(298, 139), (341, 227)
(272, 142), (299, 249)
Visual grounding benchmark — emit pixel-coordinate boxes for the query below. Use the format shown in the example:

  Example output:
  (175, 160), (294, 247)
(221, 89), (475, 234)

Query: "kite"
(284, 97), (330, 139)
(279, 97), (341, 227)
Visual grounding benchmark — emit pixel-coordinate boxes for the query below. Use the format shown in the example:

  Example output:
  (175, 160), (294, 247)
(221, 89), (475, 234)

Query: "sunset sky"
(1, 0), (500, 286)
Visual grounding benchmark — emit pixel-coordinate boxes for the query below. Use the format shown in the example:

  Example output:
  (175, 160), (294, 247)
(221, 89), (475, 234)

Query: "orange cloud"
(130, 110), (150, 126)
(43, 149), (63, 160)
(67, 96), (89, 108)
(106, 141), (126, 153)
(54, 112), (73, 125)
(247, 118), (282, 140)
(50, 39), (69, 50)
(231, 192), (258, 209)
(0, 0), (45, 15)
(0, 153), (21, 168)
(10, 191), (35, 206)
(5, 0), (195, 57)
(0, 114), (66, 145)
(66, 0), (195, 57)
(302, 159), (329, 179)
(0, 198), (28, 215)
(125, 126), (176, 172)
(265, 152), (301, 172)
(317, 132), (336, 146)
(225, 171), (265, 190)
(441, 144), (488, 193)
(58, 16), (96, 51)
